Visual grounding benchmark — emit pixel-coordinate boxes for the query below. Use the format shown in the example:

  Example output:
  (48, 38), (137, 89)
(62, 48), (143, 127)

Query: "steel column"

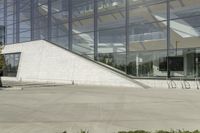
(48, 0), (52, 41)
(68, 0), (72, 50)
(31, 0), (34, 40)
(167, 0), (171, 78)
(125, 0), (129, 74)
(4, 0), (7, 44)
(16, 0), (20, 43)
(94, 0), (98, 60)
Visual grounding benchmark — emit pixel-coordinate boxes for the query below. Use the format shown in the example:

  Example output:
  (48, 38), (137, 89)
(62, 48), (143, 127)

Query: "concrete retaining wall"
(2, 40), (141, 87)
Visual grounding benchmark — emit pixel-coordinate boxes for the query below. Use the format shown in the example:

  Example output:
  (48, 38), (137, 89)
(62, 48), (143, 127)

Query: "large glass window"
(0, 0), (4, 26)
(97, 0), (126, 72)
(72, 32), (94, 58)
(0, 26), (5, 45)
(169, 0), (200, 78)
(19, 0), (31, 42)
(50, 0), (69, 49)
(0, 0), (4, 45)
(72, 0), (94, 58)
(6, 0), (17, 44)
(32, 0), (48, 40)
(3, 53), (21, 77)
(128, 0), (168, 77)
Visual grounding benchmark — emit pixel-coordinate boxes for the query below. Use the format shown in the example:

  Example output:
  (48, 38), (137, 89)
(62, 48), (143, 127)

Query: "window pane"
(72, 32), (94, 58)
(72, 0), (94, 33)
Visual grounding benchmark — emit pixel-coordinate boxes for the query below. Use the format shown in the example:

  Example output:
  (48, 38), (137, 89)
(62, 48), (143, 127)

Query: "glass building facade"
(0, 0), (200, 79)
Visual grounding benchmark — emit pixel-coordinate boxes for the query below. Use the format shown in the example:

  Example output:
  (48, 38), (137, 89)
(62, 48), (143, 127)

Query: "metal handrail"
(167, 78), (176, 89)
(180, 78), (191, 89)
(195, 78), (200, 90)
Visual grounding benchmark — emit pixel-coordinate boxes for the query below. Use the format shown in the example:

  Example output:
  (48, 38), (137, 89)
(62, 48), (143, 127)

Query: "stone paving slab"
(0, 85), (200, 133)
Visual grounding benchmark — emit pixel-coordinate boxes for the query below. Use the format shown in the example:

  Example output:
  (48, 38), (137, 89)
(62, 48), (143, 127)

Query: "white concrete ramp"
(2, 40), (141, 87)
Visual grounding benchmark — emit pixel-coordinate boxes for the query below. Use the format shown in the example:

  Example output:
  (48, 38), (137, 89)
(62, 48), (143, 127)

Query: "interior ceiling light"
(112, 2), (118, 6)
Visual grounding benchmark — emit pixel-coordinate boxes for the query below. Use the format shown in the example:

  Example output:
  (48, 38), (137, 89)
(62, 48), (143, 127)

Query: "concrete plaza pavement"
(0, 85), (200, 133)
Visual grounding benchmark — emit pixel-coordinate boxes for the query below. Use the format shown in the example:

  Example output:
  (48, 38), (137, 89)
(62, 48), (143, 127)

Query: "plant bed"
(118, 130), (200, 133)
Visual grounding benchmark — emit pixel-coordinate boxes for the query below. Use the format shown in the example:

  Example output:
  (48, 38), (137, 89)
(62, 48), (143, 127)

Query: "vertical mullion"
(68, 0), (72, 50)
(125, 0), (129, 74)
(4, 0), (7, 44)
(31, 0), (34, 40)
(48, 0), (52, 41)
(167, 0), (170, 78)
(94, 0), (98, 60)
(16, 0), (20, 43)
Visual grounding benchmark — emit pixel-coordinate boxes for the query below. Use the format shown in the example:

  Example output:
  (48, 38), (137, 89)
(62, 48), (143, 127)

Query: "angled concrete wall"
(2, 40), (141, 87)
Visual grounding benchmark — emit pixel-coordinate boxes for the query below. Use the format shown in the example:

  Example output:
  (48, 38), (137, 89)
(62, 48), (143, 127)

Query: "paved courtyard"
(0, 85), (200, 133)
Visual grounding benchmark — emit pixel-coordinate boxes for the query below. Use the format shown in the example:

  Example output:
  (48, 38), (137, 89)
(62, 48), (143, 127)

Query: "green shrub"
(80, 129), (89, 133)
(156, 130), (171, 133)
(118, 130), (149, 133)
(118, 130), (200, 133)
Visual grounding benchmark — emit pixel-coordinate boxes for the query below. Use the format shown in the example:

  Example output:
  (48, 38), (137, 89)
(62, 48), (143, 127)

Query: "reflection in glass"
(0, 0), (200, 79)
(3, 53), (21, 77)
(72, 32), (94, 58)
